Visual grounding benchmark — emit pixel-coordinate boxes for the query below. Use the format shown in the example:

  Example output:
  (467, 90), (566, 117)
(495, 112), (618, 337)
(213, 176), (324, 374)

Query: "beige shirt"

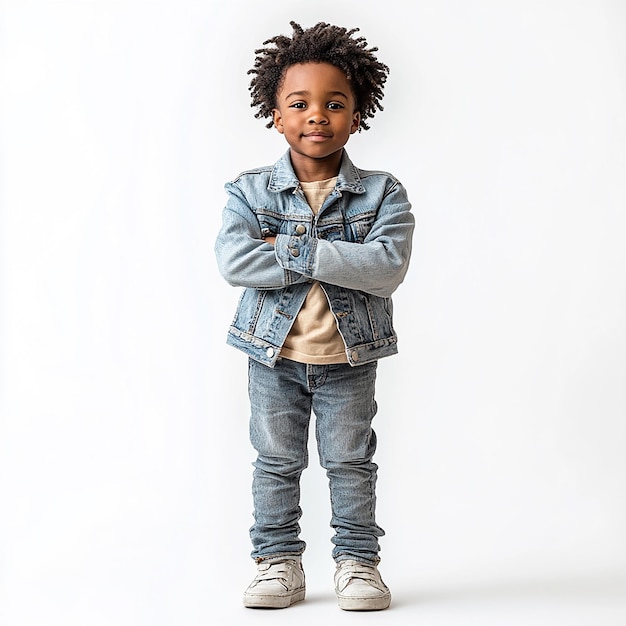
(279, 177), (348, 364)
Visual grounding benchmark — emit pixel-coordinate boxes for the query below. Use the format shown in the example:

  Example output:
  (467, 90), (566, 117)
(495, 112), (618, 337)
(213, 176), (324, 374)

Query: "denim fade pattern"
(215, 150), (414, 368)
(215, 150), (414, 563)
(249, 358), (384, 563)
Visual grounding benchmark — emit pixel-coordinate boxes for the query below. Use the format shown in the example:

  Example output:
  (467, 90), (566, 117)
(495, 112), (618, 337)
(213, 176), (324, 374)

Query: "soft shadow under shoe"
(334, 559), (391, 611)
(243, 555), (305, 609)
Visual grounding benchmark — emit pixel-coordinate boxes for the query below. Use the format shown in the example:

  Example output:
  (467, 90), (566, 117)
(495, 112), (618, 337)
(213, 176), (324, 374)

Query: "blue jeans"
(247, 357), (385, 564)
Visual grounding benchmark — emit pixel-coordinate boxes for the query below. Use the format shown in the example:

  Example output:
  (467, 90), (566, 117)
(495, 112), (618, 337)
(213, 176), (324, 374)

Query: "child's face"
(272, 62), (360, 168)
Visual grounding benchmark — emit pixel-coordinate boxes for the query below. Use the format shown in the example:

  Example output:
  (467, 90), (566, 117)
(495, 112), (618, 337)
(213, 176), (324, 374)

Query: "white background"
(1, 1), (626, 624)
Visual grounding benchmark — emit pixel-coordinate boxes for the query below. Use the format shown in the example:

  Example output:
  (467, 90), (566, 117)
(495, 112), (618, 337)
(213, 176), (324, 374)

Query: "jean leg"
(311, 362), (385, 564)
(248, 358), (311, 559)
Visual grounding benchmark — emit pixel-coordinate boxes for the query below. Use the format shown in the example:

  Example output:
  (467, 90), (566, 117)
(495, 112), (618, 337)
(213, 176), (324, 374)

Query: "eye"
(289, 102), (307, 109)
(327, 102), (345, 110)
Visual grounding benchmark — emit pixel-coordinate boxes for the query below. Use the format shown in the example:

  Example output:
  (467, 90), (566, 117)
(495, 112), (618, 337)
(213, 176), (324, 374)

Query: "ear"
(273, 109), (284, 134)
(350, 110), (361, 134)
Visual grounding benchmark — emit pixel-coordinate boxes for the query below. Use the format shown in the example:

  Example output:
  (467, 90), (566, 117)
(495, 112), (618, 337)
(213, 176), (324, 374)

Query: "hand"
(263, 235), (276, 246)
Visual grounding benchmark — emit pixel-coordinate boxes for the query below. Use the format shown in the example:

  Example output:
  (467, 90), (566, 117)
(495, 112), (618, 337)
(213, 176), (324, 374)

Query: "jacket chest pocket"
(316, 208), (378, 243)
(346, 209), (378, 243)
(256, 208), (312, 238)
(255, 210), (280, 238)
(255, 209), (289, 238)
(316, 221), (344, 242)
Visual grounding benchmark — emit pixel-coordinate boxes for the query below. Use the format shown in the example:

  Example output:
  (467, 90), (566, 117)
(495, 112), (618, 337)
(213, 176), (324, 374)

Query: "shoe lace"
(255, 559), (298, 584)
(337, 561), (379, 586)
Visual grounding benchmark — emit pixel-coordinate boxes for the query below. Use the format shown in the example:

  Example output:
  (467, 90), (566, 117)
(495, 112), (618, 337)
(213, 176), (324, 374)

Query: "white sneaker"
(243, 556), (305, 608)
(334, 559), (391, 611)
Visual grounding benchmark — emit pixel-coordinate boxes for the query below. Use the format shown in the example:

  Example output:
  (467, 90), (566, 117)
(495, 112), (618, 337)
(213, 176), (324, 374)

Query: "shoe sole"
(336, 592), (391, 611)
(243, 588), (306, 609)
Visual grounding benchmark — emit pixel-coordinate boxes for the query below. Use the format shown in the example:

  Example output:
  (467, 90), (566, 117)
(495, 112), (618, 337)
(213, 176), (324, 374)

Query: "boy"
(215, 21), (414, 611)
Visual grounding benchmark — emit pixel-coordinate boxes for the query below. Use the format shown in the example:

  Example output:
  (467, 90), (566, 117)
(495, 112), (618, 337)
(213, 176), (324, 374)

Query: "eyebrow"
(284, 90), (350, 100)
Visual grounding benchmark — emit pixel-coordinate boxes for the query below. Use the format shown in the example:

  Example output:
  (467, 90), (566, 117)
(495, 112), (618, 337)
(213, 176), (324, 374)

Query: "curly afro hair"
(248, 21), (390, 131)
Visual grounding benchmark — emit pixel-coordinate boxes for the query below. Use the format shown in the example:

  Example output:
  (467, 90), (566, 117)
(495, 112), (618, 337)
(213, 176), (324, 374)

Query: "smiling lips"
(304, 131), (332, 140)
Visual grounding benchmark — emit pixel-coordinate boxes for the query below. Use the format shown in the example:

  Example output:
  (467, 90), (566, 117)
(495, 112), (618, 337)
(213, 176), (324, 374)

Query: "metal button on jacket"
(289, 248), (300, 257)
(295, 224), (306, 235)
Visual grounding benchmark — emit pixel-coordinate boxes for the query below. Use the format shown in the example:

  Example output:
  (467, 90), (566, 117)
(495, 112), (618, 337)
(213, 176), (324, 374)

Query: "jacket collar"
(267, 149), (366, 195)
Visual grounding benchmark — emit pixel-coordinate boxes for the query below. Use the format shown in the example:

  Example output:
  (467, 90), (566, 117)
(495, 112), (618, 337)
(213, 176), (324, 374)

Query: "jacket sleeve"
(273, 179), (414, 297)
(214, 181), (309, 289)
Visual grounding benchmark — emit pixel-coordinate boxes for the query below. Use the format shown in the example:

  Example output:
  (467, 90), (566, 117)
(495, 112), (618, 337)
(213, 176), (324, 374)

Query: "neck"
(289, 149), (343, 182)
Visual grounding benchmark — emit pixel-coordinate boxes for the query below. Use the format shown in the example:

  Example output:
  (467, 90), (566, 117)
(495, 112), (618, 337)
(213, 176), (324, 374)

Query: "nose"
(307, 104), (328, 124)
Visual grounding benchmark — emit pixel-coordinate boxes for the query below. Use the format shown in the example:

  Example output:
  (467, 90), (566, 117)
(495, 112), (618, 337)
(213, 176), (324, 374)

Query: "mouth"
(304, 131), (332, 138)
(303, 131), (332, 142)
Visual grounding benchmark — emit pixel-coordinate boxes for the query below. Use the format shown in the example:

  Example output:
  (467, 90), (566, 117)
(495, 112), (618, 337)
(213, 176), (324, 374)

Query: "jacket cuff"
(274, 232), (316, 277)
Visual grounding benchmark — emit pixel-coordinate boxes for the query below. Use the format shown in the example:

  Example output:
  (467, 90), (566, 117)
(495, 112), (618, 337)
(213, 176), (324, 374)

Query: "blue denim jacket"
(215, 150), (414, 367)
